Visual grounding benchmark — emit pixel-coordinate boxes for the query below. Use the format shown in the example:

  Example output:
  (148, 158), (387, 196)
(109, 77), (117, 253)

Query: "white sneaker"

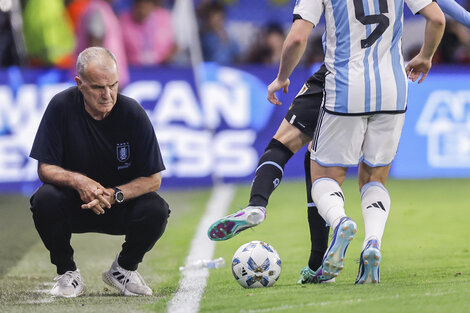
(50, 269), (86, 298)
(102, 258), (152, 296)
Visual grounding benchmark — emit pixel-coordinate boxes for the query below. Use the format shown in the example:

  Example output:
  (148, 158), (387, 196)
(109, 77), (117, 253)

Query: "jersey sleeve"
(29, 97), (64, 166)
(131, 105), (165, 177)
(438, 0), (470, 28)
(406, 0), (433, 15)
(293, 0), (324, 26)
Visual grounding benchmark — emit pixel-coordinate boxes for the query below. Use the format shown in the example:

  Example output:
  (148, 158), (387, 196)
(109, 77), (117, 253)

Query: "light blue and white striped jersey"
(438, 0), (470, 28)
(294, 0), (431, 114)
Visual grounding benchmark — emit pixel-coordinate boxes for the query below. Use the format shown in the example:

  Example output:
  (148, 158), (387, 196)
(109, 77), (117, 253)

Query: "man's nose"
(102, 87), (111, 99)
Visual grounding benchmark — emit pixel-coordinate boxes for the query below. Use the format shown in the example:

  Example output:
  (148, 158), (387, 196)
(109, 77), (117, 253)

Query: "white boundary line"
(167, 184), (235, 313)
(18, 283), (55, 304)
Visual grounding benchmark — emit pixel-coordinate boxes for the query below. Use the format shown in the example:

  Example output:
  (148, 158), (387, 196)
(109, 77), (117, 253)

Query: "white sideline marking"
(167, 184), (235, 313)
(23, 297), (54, 304)
(16, 288), (55, 304)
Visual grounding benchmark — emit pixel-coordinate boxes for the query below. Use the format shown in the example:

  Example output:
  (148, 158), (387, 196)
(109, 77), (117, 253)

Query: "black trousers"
(30, 184), (170, 274)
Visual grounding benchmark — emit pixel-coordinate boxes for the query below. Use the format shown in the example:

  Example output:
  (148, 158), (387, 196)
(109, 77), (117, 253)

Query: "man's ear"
(74, 76), (82, 89)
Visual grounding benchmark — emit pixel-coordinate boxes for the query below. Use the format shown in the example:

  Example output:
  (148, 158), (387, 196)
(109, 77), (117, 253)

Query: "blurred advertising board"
(0, 65), (469, 194)
(392, 67), (470, 178)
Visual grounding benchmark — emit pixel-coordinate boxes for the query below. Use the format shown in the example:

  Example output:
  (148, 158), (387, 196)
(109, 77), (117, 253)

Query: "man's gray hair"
(76, 47), (118, 78)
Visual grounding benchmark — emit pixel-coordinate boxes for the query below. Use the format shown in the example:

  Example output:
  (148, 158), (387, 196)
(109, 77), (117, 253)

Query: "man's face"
(75, 58), (119, 120)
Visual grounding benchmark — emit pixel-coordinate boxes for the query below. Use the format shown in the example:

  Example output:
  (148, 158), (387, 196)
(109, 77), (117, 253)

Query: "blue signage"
(0, 65), (469, 194)
(392, 67), (470, 178)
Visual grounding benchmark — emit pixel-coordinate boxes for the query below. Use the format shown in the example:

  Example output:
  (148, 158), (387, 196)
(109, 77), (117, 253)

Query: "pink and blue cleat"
(297, 266), (336, 284)
(207, 206), (266, 241)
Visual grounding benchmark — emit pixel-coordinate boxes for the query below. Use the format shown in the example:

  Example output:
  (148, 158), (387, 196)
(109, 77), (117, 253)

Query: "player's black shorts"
(284, 64), (327, 138)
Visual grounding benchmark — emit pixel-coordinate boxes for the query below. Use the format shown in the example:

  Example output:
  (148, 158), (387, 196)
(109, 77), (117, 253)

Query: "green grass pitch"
(1, 179), (470, 313)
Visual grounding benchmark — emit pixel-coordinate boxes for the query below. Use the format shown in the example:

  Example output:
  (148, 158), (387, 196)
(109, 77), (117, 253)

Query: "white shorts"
(310, 110), (405, 167)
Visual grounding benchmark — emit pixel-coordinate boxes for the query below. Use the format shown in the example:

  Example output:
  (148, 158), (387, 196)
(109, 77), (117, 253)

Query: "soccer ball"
(231, 240), (282, 288)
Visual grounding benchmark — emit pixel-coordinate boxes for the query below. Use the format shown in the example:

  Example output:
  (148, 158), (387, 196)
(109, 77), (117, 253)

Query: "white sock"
(360, 182), (391, 250)
(311, 178), (346, 229)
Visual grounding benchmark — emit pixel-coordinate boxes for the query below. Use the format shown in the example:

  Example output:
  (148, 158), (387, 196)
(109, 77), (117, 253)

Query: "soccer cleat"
(297, 266), (336, 284)
(355, 239), (381, 284)
(50, 269), (86, 298)
(102, 257), (152, 296)
(321, 217), (357, 281)
(207, 206), (266, 241)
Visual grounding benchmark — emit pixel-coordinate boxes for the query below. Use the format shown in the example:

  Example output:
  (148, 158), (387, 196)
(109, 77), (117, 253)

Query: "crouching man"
(29, 47), (170, 297)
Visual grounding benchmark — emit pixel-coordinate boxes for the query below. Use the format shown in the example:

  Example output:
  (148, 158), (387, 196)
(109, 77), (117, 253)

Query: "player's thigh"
(283, 75), (323, 137)
(311, 111), (367, 167)
(362, 113), (405, 167)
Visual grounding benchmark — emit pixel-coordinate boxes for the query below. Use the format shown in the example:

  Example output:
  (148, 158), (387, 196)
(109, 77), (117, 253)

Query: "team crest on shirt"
(116, 142), (130, 162)
(295, 83), (308, 98)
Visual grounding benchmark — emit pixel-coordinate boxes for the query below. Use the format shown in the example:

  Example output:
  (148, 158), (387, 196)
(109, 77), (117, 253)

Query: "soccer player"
(29, 47), (170, 297)
(267, 0), (445, 284)
(207, 64), (331, 281)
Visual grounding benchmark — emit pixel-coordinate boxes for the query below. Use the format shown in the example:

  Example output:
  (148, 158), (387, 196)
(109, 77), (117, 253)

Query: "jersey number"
(353, 0), (390, 48)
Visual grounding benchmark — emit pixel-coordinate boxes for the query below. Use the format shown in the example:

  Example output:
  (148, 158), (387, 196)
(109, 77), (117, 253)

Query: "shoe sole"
(50, 285), (86, 298)
(207, 210), (264, 241)
(356, 247), (381, 284)
(321, 219), (357, 281)
(102, 271), (141, 296)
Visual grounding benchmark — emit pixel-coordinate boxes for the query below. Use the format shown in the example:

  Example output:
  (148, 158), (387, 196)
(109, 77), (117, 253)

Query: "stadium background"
(1, 0), (470, 193)
(1, 1), (470, 312)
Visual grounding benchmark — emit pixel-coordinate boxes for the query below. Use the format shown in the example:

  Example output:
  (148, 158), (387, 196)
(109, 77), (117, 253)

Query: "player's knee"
(265, 138), (294, 156)
(134, 193), (170, 228)
(30, 184), (65, 218)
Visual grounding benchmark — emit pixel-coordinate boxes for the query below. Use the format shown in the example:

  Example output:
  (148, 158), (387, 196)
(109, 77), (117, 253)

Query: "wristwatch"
(113, 187), (124, 203)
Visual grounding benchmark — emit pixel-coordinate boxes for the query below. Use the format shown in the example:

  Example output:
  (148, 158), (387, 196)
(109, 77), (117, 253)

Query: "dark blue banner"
(391, 66), (470, 178)
(0, 64), (470, 194)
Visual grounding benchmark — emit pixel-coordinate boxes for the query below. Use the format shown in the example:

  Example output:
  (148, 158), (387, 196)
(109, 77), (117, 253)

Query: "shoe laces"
(115, 266), (147, 293)
(54, 270), (80, 287)
(300, 267), (321, 283)
(121, 270), (132, 294)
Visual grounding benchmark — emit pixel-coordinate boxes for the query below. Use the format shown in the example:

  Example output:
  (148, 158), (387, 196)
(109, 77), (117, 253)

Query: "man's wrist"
(70, 172), (85, 190)
(112, 187), (124, 203)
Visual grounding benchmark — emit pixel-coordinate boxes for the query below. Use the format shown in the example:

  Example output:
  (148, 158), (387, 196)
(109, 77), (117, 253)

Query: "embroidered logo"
(295, 84), (308, 97)
(366, 201), (386, 212)
(116, 142), (130, 162)
(273, 178), (280, 188)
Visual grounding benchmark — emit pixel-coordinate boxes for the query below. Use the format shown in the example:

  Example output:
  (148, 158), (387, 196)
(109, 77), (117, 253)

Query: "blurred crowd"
(1, 0), (470, 83)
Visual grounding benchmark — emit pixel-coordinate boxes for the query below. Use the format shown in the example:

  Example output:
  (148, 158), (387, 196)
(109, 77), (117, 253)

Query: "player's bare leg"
(273, 119), (311, 152)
